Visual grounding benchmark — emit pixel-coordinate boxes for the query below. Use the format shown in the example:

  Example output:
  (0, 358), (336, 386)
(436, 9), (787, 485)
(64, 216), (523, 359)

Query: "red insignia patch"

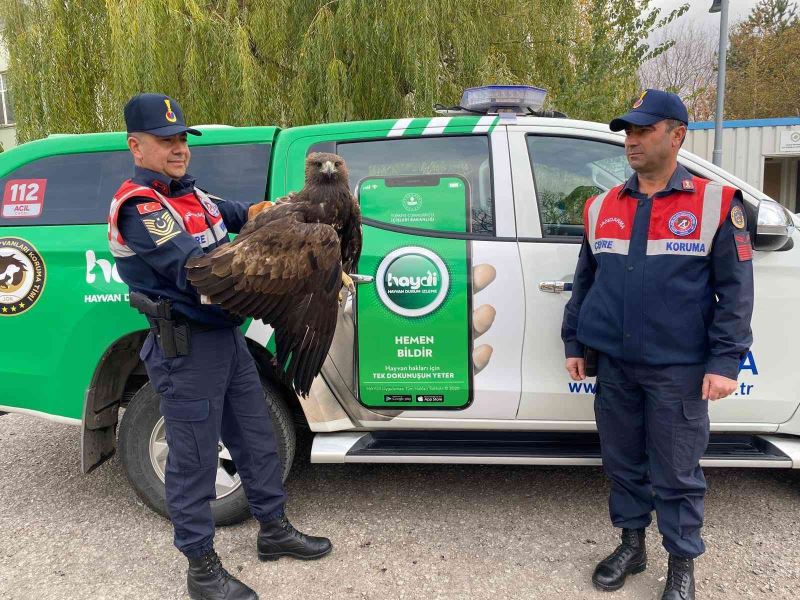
(137, 201), (162, 215)
(151, 180), (169, 195)
(682, 179), (694, 191)
(734, 232), (753, 262)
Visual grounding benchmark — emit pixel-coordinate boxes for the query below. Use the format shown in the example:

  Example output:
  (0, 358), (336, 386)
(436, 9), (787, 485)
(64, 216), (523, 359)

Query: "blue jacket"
(561, 165), (754, 380)
(111, 166), (252, 328)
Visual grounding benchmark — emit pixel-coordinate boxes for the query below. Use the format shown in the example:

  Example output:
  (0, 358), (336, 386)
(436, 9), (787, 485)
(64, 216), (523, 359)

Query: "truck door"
(510, 123), (800, 429)
(509, 125), (630, 423)
(281, 120), (524, 425)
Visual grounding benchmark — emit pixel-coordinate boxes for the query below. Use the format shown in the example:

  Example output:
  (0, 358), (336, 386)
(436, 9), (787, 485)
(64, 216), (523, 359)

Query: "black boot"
(661, 555), (695, 600)
(257, 515), (332, 561)
(187, 550), (258, 600)
(592, 528), (647, 592)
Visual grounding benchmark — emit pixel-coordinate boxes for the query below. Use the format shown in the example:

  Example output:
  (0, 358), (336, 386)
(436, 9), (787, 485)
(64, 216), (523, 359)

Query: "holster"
(149, 318), (190, 359)
(584, 346), (598, 378)
(130, 291), (190, 359)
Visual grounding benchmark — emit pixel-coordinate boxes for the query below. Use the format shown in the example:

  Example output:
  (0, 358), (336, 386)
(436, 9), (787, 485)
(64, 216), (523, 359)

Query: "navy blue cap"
(124, 93), (201, 137)
(609, 89), (689, 132)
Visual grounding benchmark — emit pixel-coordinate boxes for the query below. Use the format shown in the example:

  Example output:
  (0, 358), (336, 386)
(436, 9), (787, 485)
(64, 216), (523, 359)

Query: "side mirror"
(752, 199), (794, 251)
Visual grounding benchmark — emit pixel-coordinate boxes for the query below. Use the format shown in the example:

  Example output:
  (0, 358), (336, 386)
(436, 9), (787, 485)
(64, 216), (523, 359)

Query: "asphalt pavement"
(1, 413), (799, 599)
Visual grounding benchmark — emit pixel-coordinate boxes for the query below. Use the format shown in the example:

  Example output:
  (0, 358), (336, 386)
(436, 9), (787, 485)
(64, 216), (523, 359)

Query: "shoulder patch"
(734, 232), (753, 261)
(731, 205), (746, 229)
(142, 210), (182, 246)
(136, 201), (162, 215)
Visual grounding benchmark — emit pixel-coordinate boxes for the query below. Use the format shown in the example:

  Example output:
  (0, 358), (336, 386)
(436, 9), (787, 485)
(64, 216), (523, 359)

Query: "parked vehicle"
(1, 86), (797, 524)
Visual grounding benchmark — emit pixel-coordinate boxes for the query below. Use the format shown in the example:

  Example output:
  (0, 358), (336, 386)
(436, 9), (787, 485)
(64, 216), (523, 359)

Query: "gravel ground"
(0, 412), (799, 600)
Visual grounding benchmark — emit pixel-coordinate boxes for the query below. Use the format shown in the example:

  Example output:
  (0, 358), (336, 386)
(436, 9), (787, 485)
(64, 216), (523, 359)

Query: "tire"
(118, 377), (295, 526)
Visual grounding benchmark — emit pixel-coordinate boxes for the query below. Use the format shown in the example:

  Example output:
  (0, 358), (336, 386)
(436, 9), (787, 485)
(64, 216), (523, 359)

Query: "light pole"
(710, 0), (730, 167)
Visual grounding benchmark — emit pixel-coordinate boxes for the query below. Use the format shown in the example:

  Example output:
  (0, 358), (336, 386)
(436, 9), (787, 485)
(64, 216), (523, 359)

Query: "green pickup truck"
(2, 88), (798, 525)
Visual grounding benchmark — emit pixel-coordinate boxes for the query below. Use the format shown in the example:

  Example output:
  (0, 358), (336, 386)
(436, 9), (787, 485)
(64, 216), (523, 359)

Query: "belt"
(145, 316), (228, 334)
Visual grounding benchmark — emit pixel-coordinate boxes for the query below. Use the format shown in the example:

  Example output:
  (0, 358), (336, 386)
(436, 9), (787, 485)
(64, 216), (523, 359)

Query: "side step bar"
(311, 431), (800, 468)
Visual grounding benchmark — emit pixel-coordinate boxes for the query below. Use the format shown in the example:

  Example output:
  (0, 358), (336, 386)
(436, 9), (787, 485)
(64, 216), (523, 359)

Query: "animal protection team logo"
(668, 211), (698, 237)
(0, 237), (46, 316)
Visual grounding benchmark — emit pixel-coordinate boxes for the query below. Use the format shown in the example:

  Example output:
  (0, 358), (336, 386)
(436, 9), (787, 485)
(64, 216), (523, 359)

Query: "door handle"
(350, 274), (374, 284)
(539, 281), (573, 293)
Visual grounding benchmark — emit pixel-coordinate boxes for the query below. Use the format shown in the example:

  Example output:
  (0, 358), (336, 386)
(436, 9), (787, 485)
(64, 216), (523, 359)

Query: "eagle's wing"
(185, 211), (342, 396)
(237, 192), (297, 237)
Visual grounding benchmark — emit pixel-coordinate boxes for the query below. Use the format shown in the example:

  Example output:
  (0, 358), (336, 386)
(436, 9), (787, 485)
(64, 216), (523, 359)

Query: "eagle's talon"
(341, 272), (354, 290)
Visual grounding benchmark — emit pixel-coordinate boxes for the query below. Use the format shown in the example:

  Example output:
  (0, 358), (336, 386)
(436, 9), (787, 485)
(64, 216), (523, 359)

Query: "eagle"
(185, 152), (362, 397)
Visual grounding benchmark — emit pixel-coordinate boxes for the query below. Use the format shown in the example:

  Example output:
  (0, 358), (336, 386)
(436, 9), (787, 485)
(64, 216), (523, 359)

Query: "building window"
(0, 72), (14, 126)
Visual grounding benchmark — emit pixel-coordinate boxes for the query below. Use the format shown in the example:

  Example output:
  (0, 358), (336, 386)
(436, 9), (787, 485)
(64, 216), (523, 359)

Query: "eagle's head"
(305, 152), (349, 187)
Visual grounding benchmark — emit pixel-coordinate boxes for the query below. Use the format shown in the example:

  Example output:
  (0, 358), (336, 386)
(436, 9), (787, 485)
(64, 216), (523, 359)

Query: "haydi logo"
(377, 247), (449, 317)
(386, 270), (439, 290)
(86, 250), (123, 284)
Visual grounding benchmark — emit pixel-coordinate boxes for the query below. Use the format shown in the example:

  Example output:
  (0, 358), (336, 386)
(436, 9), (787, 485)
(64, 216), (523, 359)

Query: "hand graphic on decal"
(472, 264), (497, 374)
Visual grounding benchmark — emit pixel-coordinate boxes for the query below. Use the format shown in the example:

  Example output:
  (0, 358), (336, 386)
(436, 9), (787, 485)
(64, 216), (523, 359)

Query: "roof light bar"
(460, 85), (548, 114)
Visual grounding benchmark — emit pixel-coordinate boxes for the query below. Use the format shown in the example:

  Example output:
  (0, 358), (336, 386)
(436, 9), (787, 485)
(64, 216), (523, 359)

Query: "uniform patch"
(682, 179), (695, 191)
(136, 201), (162, 215)
(731, 205), (746, 229)
(151, 179), (170, 195)
(199, 195), (221, 218)
(734, 232), (753, 261)
(633, 90), (647, 109)
(142, 210), (181, 246)
(668, 211), (697, 237)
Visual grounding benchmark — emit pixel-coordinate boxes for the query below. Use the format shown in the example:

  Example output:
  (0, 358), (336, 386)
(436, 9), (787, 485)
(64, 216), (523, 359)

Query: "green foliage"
(2, 0), (686, 142)
(726, 1), (800, 118)
(744, 0), (798, 35)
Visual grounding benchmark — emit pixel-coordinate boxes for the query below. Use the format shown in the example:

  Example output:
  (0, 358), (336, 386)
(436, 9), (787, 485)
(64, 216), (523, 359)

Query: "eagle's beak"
(320, 161), (337, 176)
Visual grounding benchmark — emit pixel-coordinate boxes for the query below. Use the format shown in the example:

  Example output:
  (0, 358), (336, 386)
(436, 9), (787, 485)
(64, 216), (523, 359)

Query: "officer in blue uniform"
(561, 90), (754, 600)
(111, 94), (332, 600)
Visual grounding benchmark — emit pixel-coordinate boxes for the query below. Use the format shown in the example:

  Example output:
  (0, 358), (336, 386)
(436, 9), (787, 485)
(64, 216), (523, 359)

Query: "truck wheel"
(118, 378), (295, 526)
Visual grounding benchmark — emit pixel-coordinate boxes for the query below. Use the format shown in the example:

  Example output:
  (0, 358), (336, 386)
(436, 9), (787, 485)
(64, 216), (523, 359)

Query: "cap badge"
(632, 90), (647, 109)
(164, 99), (177, 123)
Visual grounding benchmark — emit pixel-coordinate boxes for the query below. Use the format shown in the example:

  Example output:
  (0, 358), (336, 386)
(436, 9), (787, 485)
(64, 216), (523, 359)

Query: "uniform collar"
(131, 166), (197, 197)
(622, 164), (695, 198)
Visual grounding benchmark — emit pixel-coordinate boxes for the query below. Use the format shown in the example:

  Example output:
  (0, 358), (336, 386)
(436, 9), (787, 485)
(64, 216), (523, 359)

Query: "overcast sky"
(653, 0), (761, 30)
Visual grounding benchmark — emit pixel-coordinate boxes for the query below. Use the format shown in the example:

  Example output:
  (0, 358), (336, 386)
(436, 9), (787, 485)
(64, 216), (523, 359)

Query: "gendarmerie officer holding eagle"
(109, 93), (363, 600)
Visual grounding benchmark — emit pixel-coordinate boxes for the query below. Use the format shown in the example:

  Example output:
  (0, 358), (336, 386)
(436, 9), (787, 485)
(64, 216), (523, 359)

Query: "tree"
(1, 0), (687, 143)
(638, 23), (717, 121)
(725, 0), (800, 118)
(744, 0), (798, 35)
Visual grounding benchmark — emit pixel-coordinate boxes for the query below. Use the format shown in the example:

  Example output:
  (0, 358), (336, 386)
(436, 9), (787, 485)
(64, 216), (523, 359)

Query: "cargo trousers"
(594, 353), (710, 558)
(140, 325), (286, 558)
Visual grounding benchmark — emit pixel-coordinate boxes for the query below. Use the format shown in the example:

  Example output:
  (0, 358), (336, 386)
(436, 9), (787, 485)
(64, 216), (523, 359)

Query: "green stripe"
(444, 116), (481, 133)
(401, 118), (433, 136)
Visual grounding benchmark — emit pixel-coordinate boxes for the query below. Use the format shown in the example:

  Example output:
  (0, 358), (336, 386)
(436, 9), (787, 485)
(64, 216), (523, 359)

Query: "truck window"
(526, 136), (631, 238)
(0, 143), (270, 226)
(334, 136), (495, 235)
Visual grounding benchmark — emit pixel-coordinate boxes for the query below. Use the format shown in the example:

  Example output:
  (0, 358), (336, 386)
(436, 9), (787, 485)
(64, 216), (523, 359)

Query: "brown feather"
(185, 152), (362, 396)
